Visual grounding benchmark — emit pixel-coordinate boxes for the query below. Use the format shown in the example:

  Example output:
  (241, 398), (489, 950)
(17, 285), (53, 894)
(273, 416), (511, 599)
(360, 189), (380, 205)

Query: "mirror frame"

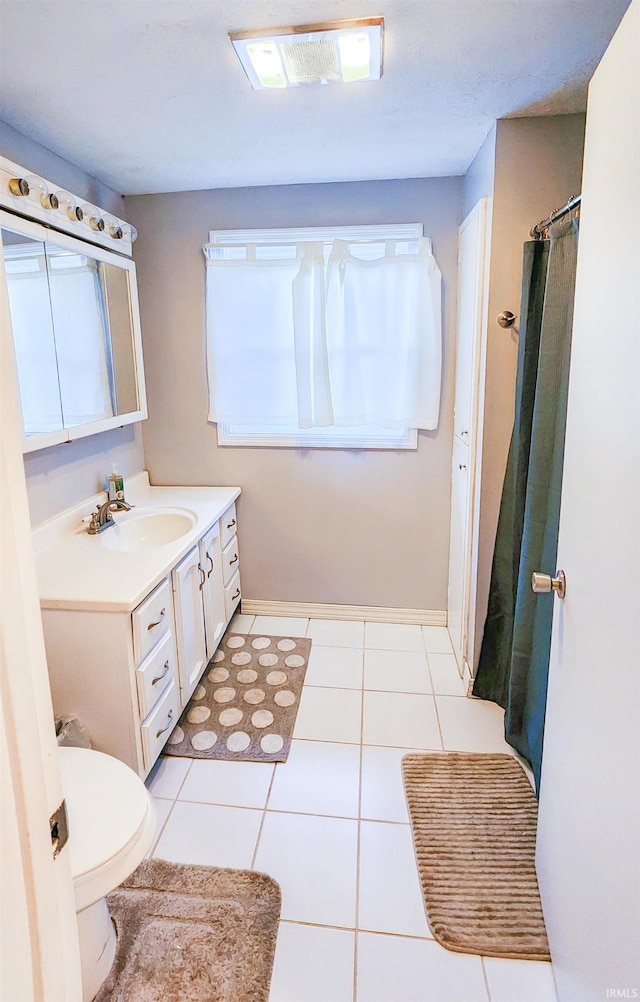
(0, 209), (147, 453)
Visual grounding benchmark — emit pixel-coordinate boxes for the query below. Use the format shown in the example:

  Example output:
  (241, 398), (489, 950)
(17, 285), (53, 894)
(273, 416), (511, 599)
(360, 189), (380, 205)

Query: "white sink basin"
(100, 507), (197, 552)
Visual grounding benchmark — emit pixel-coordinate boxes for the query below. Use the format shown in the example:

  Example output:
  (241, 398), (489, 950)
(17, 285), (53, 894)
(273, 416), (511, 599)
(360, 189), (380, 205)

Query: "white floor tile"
(365, 622), (425, 652)
(153, 801), (262, 869)
(483, 958), (558, 1002)
(428, 653), (467, 695)
(269, 740), (361, 818)
(305, 645), (364, 689)
(364, 649), (432, 694)
(251, 616), (309, 637)
(362, 691), (441, 749)
(436, 695), (514, 754)
(421, 626), (455, 654)
(178, 758), (274, 808)
(255, 812), (358, 927)
(269, 922), (355, 1002)
(358, 821), (431, 938)
(229, 612), (255, 633)
(145, 755), (191, 799)
(306, 618), (365, 647)
(146, 798), (173, 857)
(360, 745), (413, 823)
(357, 932), (489, 1002)
(294, 686), (362, 744)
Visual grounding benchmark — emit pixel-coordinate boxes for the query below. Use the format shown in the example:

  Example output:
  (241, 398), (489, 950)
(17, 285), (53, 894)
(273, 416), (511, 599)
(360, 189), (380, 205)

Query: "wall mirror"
(1, 210), (147, 452)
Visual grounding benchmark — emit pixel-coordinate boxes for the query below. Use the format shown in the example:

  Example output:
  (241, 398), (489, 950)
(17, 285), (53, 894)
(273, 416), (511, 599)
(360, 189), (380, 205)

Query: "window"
(204, 223), (442, 448)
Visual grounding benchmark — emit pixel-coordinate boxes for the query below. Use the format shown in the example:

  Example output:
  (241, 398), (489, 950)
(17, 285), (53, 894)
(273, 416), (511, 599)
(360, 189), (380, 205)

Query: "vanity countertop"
(32, 472), (240, 613)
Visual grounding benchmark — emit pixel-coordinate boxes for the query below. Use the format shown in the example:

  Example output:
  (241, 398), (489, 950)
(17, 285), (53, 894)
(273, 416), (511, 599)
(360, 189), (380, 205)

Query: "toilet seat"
(58, 746), (156, 912)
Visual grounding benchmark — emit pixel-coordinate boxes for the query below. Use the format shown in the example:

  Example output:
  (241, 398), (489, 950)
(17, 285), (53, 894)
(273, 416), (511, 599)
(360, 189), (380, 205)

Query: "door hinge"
(50, 799), (69, 859)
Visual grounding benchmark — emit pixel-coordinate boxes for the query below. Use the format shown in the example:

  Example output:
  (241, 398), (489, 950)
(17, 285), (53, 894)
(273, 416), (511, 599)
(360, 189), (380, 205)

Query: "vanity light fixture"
(3, 157), (136, 246)
(54, 190), (84, 222)
(80, 204), (105, 232)
(228, 17), (384, 90)
(9, 174), (58, 209)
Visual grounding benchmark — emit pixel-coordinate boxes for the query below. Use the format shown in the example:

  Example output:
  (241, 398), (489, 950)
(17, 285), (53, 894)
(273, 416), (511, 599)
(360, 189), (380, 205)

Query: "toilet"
(58, 746), (156, 1001)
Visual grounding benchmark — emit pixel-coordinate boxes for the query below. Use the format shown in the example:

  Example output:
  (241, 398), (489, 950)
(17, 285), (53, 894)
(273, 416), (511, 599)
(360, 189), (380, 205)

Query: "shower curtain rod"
(531, 194), (582, 238)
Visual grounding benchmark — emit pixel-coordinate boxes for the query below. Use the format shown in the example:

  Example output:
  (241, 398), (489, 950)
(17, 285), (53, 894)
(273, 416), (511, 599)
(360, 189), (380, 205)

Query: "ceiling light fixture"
(229, 17), (384, 90)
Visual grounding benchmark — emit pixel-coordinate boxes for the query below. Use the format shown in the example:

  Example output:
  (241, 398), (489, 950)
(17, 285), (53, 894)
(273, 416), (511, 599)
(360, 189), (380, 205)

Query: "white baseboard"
(240, 599), (447, 627)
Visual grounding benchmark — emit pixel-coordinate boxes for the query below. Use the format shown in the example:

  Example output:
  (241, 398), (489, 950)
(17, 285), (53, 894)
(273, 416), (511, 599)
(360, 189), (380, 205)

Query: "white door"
(172, 545), (207, 705)
(1, 218), (82, 998)
(536, 4), (640, 1000)
(448, 198), (488, 676)
(452, 199), (487, 445)
(200, 523), (227, 659)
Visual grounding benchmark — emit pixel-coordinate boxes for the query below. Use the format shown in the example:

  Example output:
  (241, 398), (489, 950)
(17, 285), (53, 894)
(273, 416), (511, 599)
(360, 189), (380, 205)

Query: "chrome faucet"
(87, 498), (132, 535)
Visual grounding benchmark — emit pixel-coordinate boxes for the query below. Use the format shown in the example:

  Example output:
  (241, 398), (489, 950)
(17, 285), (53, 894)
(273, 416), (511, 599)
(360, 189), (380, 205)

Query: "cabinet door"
(199, 523), (227, 660)
(447, 437), (470, 675)
(172, 545), (207, 706)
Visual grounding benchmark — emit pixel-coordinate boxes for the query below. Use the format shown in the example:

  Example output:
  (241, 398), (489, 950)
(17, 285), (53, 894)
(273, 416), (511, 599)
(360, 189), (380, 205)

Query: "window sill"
(215, 424), (418, 450)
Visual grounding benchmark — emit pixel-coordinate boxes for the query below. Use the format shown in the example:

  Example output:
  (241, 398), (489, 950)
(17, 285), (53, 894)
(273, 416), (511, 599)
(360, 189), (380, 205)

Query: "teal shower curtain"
(473, 211), (579, 793)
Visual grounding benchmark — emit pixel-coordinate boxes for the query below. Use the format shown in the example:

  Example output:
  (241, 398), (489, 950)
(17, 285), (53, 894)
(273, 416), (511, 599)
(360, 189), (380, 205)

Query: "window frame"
(207, 222), (424, 450)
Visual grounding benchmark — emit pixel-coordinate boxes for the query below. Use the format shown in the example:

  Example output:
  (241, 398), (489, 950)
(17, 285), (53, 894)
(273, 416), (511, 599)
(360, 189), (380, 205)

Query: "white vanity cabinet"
(220, 502), (242, 620)
(200, 521), (227, 660)
(172, 507), (237, 705)
(40, 490), (241, 778)
(172, 546), (208, 706)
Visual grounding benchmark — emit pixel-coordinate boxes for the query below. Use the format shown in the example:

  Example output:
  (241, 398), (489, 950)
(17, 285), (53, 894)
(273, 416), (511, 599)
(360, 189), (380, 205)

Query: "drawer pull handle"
(229, 553), (238, 566)
(152, 661), (170, 686)
(231, 588), (240, 601)
(206, 552), (214, 577)
(226, 517), (236, 530)
(156, 710), (174, 739)
(198, 563), (206, 590)
(147, 608), (166, 631)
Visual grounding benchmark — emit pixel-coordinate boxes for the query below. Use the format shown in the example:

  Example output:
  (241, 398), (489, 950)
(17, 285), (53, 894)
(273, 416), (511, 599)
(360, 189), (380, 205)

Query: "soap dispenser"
(108, 469), (125, 502)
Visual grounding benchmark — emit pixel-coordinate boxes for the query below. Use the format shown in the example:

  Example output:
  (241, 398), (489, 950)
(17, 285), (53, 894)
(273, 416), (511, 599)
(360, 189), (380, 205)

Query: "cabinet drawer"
(141, 679), (181, 772)
(132, 578), (173, 664)
(224, 569), (241, 619)
(135, 630), (178, 720)
(222, 534), (240, 586)
(220, 503), (238, 550)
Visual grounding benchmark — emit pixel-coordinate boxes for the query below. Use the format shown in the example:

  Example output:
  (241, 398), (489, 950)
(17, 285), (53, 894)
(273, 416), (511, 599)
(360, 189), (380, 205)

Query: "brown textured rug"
(164, 632), (311, 763)
(402, 752), (550, 960)
(95, 859), (281, 1002)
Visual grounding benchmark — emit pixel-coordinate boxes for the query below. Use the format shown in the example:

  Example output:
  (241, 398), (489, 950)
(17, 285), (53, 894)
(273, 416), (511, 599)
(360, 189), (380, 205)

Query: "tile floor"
(146, 614), (558, 1002)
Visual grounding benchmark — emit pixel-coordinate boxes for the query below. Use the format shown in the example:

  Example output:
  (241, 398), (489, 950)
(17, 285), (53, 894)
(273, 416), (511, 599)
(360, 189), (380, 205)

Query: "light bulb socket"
(42, 192), (59, 210)
(90, 216), (105, 232)
(9, 177), (29, 197)
(69, 205), (84, 222)
(109, 225), (124, 240)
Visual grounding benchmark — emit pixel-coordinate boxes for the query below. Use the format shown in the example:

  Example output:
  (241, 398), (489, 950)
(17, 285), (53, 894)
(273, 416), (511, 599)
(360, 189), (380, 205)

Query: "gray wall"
(470, 114), (586, 664)
(0, 119), (145, 525)
(126, 178), (464, 611)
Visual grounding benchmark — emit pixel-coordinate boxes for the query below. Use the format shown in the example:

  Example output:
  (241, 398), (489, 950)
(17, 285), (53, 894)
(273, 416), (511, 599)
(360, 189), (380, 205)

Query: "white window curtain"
(204, 235), (442, 432)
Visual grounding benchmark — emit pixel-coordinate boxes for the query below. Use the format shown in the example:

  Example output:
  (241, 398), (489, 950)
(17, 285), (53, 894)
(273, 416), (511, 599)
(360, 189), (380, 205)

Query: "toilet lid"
(58, 746), (153, 883)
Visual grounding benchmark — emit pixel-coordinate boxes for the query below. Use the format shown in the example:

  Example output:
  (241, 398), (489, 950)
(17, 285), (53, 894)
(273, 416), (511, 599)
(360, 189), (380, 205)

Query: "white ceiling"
(0, 0), (630, 195)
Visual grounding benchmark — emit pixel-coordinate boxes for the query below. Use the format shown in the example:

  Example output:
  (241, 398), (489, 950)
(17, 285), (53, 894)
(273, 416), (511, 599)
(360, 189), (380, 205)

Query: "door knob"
(531, 569), (566, 599)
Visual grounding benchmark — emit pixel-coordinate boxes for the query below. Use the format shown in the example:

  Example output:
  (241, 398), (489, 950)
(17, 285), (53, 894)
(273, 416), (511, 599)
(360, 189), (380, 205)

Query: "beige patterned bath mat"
(402, 752), (550, 960)
(164, 632), (311, 763)
(95, 859), (281, 1002)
